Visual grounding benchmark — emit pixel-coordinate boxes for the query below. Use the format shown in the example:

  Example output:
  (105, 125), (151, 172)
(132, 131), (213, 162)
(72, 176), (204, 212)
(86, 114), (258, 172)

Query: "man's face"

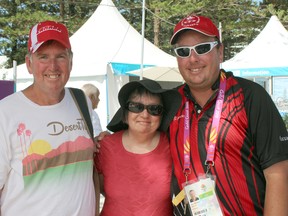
(26, 41), (72, 96)
(190, 190), (196, 197)
(174, 30), (223, 92)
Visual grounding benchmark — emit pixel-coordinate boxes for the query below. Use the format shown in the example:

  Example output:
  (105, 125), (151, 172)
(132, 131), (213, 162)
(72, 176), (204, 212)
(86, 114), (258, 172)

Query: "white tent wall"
(9, 0), (176, 129)
(69, 0), (176, 76)
(0, 56), (9, 79)
(222, 15), (288, 76)
(106, 64), (129, 122)
(222, 15), (288, 114)
(65, 76), (108, 128)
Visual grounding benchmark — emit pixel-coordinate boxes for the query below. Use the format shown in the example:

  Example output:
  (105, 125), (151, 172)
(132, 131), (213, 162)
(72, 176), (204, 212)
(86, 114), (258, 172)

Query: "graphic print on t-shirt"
(17, 123), (94, 187)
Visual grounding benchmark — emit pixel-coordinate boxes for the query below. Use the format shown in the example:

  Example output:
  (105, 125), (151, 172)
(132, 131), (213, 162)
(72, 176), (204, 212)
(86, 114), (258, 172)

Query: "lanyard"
(183, 71), (226, 177)
(183, 101), (191, 179)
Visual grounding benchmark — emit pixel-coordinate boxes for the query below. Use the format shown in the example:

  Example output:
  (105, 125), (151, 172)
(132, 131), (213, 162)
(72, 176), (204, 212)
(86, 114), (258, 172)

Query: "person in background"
(95, 79), (181, 216)
(169, 14), (288, 215)
(82, 83), (103, 136)
(0, 20), (97, 216)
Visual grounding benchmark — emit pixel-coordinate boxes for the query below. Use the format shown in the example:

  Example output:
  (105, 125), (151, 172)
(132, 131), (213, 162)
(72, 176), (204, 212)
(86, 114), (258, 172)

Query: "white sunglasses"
(174, 41), (218, 58)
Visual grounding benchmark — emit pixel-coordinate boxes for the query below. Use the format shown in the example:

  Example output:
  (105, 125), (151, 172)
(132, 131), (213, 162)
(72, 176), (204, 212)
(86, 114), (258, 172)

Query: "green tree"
(260, 0), (288, 29)
(1, 0), (287, 69)
(118, 0), (270, 60)
(0, 0), (55, 67)
(0, 0), (100, 67)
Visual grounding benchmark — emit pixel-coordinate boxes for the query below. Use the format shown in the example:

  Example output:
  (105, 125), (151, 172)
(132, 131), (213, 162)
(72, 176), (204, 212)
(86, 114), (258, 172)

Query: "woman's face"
(126, 93), (162, 135)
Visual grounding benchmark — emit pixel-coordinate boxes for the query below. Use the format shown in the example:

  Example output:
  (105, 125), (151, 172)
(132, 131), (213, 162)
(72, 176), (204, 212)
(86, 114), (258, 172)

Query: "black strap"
(69, 87), (94, 139)
(69, 87), (100, 216)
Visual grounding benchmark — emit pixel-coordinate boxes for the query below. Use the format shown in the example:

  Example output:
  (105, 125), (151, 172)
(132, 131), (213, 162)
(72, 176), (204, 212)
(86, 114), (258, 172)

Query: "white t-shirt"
(91, 110), (102, 137)
(0, 88), (95, 216)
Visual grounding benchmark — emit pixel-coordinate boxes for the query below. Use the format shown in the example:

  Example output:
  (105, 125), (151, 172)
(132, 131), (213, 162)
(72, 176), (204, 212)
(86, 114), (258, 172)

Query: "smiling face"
(126, 93), (162, 135)
(175, 30), (223, 92)
(25, 40), (72, 103)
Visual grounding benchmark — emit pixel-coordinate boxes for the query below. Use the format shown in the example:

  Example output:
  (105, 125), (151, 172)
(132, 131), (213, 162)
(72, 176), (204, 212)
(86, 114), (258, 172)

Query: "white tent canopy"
(69, 0), (177, 77)
(10, 0), (176, 128)
(222, 15), (288, 77)
(14, 0), (176, 79)
(127, 66), (182, 82)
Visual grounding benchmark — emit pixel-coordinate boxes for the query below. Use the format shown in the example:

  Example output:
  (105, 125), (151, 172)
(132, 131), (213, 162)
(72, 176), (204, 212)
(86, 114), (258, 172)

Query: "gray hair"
(81, 83), (99, 98)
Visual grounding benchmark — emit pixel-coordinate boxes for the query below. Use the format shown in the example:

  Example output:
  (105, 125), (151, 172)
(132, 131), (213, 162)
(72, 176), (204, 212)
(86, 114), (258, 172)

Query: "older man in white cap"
(0, 21), (99, 216)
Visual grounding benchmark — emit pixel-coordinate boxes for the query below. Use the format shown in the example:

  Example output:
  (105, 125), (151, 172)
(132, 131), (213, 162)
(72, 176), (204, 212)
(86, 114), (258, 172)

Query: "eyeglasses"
(174, 41), (218, 58)
(125, 101), (164, 116)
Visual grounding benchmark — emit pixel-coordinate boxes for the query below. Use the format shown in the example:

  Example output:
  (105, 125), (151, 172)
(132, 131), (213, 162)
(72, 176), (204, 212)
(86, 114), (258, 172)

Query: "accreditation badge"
(183, 177), (223, 216)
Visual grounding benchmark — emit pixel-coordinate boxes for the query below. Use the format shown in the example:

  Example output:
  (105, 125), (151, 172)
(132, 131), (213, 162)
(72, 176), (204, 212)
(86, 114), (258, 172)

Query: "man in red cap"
(169, 14), (288, 216)
(0, 21), (99, 215)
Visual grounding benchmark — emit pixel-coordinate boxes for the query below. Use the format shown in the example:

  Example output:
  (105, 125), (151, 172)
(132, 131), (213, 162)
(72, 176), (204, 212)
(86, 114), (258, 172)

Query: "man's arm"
(263, 160), (288, 216)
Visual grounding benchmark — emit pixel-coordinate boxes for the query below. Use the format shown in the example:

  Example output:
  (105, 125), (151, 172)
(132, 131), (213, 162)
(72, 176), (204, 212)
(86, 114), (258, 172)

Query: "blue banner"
(111, 62), (154, 75)
(226, 66), (288, 77)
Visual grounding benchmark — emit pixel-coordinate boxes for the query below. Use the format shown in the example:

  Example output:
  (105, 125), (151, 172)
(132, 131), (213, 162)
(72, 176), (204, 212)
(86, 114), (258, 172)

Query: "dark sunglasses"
(174, 41), (218, 58)
(125, 101), (164, 116)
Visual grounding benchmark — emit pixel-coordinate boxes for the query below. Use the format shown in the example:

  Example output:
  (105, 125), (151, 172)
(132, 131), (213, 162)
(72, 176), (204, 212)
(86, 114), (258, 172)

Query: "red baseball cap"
(170, 15), (220, 45)
(28, 20), (71, 53)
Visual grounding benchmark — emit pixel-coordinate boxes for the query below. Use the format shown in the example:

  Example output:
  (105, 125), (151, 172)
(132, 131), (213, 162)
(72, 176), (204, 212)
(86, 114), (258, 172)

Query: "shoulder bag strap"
(69, 87), (93, 139)
(69, 87), (100, 216)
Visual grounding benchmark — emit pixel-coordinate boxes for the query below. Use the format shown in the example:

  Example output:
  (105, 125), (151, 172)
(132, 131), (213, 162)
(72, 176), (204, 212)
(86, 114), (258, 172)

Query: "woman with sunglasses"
(95, 79), (181, 216)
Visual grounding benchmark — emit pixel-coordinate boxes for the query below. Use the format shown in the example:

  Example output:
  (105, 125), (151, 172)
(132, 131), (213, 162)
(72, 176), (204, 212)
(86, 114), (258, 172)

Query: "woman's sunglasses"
(174, 41), (218, 58)
(125, 101), (164, 116)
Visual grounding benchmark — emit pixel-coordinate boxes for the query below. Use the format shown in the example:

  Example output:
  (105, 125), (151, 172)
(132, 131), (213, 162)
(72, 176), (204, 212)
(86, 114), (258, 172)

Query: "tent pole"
(140, 0), (146, 80)
(269, 76), (273, 96)
(219, 22), (222, 43)
(13, 60), (17, 92)
(218, 22), (222, 70)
